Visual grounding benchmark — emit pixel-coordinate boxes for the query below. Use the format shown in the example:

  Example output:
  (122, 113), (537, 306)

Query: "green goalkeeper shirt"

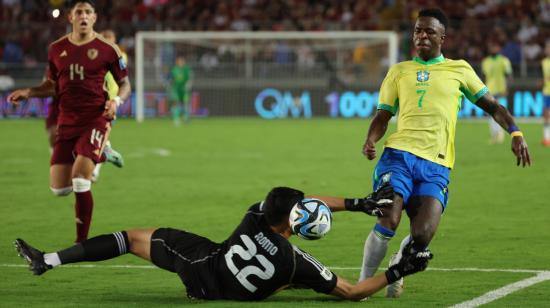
(170, 65), (192, 89)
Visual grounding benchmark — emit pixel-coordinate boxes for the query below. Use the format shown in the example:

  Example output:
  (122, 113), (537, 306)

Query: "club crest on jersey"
(118, 57), (127, 70)
(60, 50), (67, 57)
(87, 48), (98, 60)
(416, 70), (430, 82)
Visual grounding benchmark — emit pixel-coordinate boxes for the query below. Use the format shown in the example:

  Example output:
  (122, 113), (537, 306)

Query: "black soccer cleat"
(14, 238), (51, 275)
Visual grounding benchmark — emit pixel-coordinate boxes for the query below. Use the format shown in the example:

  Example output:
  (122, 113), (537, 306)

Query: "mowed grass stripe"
(1, 118), (548, 307)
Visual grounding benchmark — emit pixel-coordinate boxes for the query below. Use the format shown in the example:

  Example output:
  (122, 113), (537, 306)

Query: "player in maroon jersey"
(7, 0), (131, 243)
(42, 64), (124, 174)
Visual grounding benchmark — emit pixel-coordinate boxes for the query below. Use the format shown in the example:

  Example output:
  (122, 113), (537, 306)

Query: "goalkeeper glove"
(344, 182), (394, 217)
(384, 247), (433, 284)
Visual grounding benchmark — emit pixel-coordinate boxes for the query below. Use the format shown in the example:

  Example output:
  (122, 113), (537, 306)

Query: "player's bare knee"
(383, 217), (400, 231)
(382, 194), (404, 229)
(72, 178), (91, 192)
(127, 229), (154, 260)
(72, 172), (93, 181)
(378, 210), (401, 230)
(126, 230), (139, 249)
(50, 186), (73, 196)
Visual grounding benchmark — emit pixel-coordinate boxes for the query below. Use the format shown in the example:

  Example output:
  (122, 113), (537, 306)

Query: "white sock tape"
(72, 178), (91, 193)
(50, 186), (73, 196)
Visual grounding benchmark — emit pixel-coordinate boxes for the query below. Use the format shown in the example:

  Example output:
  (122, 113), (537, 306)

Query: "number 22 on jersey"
(225, 234), (275, 292)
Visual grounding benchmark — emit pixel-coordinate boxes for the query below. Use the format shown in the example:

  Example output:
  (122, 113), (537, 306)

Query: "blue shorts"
(373, 148), (450, 210)
(544, 96), (550, 109)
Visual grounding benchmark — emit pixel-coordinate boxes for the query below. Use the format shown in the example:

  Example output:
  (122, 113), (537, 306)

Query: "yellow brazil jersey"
(481, 54), (512, 96)
(104, 50), (128, 99)
(542, 57), (550, 95)
(378, 54), (488, 169)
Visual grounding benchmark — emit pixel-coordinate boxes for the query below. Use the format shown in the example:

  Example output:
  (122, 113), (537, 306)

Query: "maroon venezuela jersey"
(47, 33), (128, 126)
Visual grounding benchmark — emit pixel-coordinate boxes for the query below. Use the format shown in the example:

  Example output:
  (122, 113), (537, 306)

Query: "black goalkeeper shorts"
(150, 228), (223, 299)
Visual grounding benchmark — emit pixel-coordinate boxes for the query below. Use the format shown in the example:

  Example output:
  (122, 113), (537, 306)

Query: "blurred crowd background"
(1, 0), (549, 87)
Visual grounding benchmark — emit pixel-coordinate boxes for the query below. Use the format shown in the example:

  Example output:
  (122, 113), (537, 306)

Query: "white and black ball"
(289, 198), (332, 240)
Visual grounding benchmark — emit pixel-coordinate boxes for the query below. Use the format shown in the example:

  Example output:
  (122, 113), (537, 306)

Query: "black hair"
(69, 0), (96, 9)
(263, 187), (304, 226)
(418, 8), (448, 30)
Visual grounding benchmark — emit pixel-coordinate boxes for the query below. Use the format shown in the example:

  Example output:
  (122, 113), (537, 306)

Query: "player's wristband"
(344, 198), (361, 211)
(507, 125), (520, 134)
(510, 131), (523, 138)
(113, 96), (123, 107)
(384, 266), (402, 284)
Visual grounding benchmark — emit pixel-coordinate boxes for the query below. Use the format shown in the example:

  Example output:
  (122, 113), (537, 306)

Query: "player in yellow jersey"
(357, 8), (531, 298)
(101, 29), (128, 100)
(541, 42), (550, 147)
(482, 42), (512, 144)
(90, 29), (127, 182)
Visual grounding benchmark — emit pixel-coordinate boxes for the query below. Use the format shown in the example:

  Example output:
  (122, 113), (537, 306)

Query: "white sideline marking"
(450, 271), (550, 308)
(426, 267), (545, 274)
(5, 263), (548, 306)
(1, 263), (547, 273)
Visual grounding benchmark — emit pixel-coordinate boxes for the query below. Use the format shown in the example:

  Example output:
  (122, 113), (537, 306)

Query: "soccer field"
(1, 118), (549, 307)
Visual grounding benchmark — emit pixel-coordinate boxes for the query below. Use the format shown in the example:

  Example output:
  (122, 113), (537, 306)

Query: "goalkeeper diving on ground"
(15, 184), (432, 301)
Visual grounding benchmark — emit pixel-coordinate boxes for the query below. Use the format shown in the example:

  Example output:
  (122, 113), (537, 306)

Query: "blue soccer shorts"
(544, 96), (550, 109)
(372, 148), (450, 210)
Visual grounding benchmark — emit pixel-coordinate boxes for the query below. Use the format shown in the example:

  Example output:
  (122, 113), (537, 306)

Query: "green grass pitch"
(0, 118), (549, 307)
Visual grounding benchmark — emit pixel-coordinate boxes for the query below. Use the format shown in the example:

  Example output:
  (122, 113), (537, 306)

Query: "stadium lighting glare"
(52, 9), (60, 18)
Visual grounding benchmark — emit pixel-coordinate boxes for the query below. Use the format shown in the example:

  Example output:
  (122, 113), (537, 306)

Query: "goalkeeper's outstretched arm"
(330, 249), (433, 301)
(308, 182), (394, 216)
(306, 195), (346, 212)
(331, 273), (388, 301)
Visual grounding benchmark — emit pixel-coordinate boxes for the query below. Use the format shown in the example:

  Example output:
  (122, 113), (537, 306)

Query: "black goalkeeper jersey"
(212, 202), (337, 300)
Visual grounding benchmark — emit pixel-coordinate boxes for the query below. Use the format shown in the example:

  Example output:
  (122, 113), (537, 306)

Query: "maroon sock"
(75, 191), (94, 243)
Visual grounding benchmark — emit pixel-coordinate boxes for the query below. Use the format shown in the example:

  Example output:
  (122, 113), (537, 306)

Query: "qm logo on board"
(417, 70), (430, 82)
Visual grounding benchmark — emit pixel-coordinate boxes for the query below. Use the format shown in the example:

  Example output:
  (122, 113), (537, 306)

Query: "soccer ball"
(289, 198), (332, 240)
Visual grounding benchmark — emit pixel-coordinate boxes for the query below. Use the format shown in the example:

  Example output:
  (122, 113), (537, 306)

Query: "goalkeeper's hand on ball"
(344, 182), (394, 217)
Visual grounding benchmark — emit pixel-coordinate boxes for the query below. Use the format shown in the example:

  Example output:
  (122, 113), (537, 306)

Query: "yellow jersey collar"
(413, 54), (445, 65)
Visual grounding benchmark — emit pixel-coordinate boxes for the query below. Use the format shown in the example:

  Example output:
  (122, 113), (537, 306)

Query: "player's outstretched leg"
(14, 231), (131, 276)
(359, 223), (395, 281)
(14, 239), (51, 275)
(102, 141), (124, 168)
(359, 182), (403, 282)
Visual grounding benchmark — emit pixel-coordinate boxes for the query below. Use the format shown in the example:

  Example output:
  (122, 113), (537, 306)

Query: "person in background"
(167, 55), (193, 125)
(481, 41), (512, 144)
